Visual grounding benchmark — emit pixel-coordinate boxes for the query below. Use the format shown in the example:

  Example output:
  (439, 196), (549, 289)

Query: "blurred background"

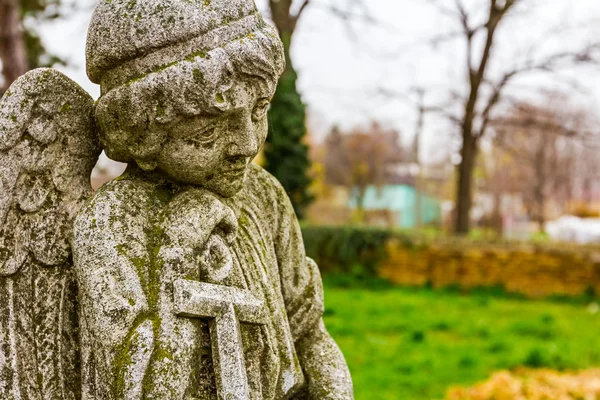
(3, 0), (600, 398)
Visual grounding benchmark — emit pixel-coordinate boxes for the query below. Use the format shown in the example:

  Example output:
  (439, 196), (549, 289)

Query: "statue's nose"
(227, 114), (257, 158)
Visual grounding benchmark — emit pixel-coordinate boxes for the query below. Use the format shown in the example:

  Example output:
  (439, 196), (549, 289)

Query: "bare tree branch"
(377, 87), (463, 126)
(477, 70), (519, 139)
(493, 116), (597, 140)
(476, 42), (600, 139)
(423, 0), (463, 20)
(322, 4), (377, 27)
(291, 0), (311, 32)
(296, 0), (311, 19)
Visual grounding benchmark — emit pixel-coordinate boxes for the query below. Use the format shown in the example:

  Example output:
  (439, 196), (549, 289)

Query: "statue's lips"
(221, 167), (247, 178)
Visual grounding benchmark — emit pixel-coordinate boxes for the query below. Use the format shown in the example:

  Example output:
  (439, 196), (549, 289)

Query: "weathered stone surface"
(86, 0), (261, 88)
(173, 278), (268, 399)
(0, 69), (101, 399)
(0, 0), (353, 399)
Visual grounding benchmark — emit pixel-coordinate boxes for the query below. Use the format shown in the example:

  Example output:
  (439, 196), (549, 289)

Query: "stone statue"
(0, 1), (353, 399)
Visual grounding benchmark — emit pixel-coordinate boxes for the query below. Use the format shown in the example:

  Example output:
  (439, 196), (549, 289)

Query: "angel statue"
(0, 0), (353, 399)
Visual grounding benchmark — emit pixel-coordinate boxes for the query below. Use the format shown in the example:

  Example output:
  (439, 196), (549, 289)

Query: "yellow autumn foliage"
(446, 369), (600, 400)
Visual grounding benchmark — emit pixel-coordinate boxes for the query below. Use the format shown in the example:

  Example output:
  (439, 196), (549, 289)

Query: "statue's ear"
(136, 159), (157, 172)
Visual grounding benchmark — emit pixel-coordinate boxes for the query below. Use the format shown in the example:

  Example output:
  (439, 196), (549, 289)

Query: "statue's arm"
(283, 256), (353, 400)
(72, 184), (155, 399)
(294, 319), (354, 399)
(268, 175), (353, 399)
(289, 259), (353, 399)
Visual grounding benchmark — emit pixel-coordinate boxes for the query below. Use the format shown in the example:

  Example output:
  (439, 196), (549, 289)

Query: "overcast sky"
(39, 0), (600, 163)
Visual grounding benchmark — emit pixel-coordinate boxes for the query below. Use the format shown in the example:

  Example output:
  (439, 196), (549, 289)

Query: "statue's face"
(155, 80), (271, 197)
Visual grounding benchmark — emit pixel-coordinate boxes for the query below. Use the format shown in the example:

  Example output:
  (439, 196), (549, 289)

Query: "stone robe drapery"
(73, 164), (324, 400)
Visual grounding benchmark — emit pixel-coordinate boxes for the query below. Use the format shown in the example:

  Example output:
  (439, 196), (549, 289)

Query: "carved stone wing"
(0, 68), (101, 400)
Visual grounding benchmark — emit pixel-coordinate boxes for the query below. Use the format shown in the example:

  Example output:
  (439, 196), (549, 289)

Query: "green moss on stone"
(185, 50), (208, 61)
(156, 104), (166, 117)
(192, 68), (203, 83)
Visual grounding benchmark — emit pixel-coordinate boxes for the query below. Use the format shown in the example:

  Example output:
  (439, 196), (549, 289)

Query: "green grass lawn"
(322, 285), (600, 400)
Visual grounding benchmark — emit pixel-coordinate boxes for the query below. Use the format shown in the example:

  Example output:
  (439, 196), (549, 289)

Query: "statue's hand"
(162, 188), (238, 284)
(198, 234), (235, 284)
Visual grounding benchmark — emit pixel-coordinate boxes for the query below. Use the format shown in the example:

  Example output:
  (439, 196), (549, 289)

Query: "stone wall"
(380, 239), (600, 298)
(301, 225), (600, 298)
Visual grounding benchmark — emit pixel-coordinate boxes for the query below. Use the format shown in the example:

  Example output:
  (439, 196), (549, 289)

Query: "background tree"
(263, 0), (313, 218)
(423, 0), (600, 234)
(492, 99), (597, 231)
(324, 122), (404, 216)
(0, 0), (27, 90)
(0, 0), (65, 92)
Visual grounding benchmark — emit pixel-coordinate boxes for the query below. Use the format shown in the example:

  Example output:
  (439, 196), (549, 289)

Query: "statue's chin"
(152, 165), (247, 198)
(202, 176), (246, 199)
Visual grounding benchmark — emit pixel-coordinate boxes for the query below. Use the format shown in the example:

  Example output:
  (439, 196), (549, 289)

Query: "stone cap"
(86, 0), (260, 85)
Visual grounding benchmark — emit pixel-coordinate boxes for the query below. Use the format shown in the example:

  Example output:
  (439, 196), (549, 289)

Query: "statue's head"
(87, 0), (285, 197)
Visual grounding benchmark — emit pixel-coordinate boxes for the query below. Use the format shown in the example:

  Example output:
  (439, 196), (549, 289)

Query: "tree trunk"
(280, 32), (294, 75)
(355, 185), (367, 224)
(491, 190), (503, 236)
(452, 3), (510, 235)
(455, 132), (477, 234)
(413, 100), (424, 230)
(533, 146), (546, 233)
(0, 0), (28, 92)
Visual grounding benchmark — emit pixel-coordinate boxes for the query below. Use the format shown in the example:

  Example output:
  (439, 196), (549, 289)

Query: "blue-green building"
(349, 184), (442, 229)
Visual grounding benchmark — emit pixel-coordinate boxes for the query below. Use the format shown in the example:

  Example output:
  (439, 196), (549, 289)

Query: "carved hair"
(95, 26), (284, 167)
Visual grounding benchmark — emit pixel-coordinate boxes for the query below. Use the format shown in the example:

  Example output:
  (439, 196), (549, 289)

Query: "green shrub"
(302, 225), (391, 278)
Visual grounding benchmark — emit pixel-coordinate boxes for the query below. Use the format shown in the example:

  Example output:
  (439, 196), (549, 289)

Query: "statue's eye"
(252, 99), (270, 122)
(186, 124), (217, 145)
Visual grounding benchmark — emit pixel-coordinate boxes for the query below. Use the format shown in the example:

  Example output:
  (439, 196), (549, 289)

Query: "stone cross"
(173, 278), (267, 400)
